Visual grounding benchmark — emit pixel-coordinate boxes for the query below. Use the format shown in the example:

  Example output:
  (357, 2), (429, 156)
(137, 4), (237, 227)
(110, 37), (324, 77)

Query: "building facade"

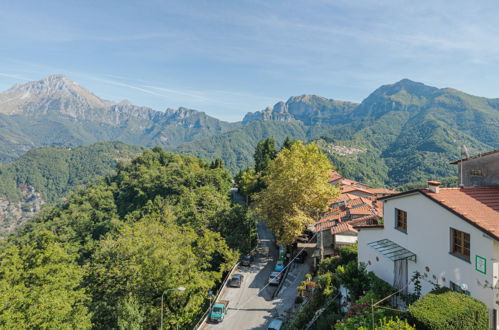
(357, 183), (499, 328)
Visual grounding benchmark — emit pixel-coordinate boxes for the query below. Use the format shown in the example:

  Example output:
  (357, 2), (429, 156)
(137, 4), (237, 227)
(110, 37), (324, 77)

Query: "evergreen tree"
(254, 138), (277, 173)
(281, 136), (296, 151)
(210, 158), (224, 169)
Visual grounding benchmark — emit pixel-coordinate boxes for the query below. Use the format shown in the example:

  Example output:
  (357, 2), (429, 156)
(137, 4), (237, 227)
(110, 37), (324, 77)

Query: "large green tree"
(0, 231), (91, 329)
(89, 211), (237, 329)
(254, 141), (339, 244)
(0, 147), (251, 329)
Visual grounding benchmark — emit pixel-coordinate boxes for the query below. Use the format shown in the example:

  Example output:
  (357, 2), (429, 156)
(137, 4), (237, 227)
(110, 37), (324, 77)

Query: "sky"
(1, 0), (499, 122)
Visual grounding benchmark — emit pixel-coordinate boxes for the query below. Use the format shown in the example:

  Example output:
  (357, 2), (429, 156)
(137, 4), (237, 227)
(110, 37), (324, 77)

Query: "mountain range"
(0, 74), (236, 162)
(1, 75), (498, 189)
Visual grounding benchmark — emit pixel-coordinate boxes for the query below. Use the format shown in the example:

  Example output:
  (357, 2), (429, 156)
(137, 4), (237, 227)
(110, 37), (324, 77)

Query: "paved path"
(203, 222), (311, 330)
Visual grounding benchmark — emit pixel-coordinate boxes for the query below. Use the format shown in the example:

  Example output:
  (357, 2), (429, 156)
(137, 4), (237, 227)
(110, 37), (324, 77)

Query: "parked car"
(268, 271), (282, 286)
(241, 254), (254, 266)
(268, 318), (284, 330)
(295, 250), (308, 264)
(209, 300), (229, 323)
(228, 274), (244, 288)
(274, 260), (285, 272)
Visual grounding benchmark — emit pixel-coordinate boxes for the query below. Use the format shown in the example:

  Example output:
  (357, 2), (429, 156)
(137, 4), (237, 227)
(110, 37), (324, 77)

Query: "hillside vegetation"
(0, 142), (143, 203)
(0, 148), (254, 329)
(178, 80), (498, 187)
(1, 76), (497, 189)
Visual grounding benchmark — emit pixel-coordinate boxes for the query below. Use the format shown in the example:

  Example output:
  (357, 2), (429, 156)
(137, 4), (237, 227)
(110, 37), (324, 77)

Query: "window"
(470, 169), (484, 176)
(395, 209), (407, 232)
(450, 228), (470, 261)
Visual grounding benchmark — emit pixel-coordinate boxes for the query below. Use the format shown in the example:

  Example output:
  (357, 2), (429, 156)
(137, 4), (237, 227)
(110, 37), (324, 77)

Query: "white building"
(357, 181), (499, 328)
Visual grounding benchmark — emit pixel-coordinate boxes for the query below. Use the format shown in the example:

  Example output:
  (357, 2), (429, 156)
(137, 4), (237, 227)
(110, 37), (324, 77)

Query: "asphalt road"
(203, 222), (311, 330)
(204, 222), (278, 330)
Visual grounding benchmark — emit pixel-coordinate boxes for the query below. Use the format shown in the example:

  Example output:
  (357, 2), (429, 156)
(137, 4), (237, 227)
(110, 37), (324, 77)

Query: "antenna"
(459, 145), (467, 188)
(463, 145), (470, 158)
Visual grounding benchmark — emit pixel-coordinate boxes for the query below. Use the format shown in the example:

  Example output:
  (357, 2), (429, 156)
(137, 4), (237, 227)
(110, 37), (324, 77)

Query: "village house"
(309, 171), (393, 262)
(357, 150), (499, 329)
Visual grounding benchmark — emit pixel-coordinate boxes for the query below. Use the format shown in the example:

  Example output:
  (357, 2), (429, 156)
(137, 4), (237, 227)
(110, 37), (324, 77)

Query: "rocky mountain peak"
(8, 74), (80, 95)
(0, 74), (108, 114)
(371, 79), (438, 98)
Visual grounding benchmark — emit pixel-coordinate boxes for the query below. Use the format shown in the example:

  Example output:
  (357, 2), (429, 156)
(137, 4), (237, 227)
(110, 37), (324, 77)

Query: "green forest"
(0, 147), (255, 329)
(0, 142), (144, 203)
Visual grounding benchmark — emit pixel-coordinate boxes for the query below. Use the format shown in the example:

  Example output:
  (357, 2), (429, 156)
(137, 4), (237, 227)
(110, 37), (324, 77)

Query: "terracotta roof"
(319, 211), (348, 223)
(367, 188), (398, 195)
(328, 170), (343, 183)
(346, 197), (373, 208)
(450, 149), (499, 164)
(350, 204), (375, 216)
(319, 215), (379, 233)
(349, 215), (380, 224)
(331, 222), (357, 234)
(382, 187), (499, 240)
(420, 187), (499, 238)
(341, 185), (375, 195)
(354, 224), (385, 229)
(314, 219), (339, 232)
(328, 193), (359, 205)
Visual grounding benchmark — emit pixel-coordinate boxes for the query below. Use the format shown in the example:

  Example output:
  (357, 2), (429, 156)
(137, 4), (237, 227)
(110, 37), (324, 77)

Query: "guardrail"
(192, 209), (260, 330)
(192, 261), (240, 330)
(271, 259), (292, 299)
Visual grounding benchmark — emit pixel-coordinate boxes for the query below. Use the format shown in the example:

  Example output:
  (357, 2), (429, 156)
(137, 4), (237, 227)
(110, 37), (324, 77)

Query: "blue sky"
(1, 0), (498, 122)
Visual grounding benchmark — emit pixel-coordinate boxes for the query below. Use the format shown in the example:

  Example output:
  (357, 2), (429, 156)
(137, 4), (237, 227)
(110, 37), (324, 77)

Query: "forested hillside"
(1, 76), (497, 189)
(0, 142), (143, 202)
(179, 80), (498, 187)
(0, 75), (236, 162)
(0, 148), (254, 329)
(0, 142), (143, 235)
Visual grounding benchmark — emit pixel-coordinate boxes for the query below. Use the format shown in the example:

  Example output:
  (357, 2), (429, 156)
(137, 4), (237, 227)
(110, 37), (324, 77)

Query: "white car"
(268, 318), (283, 330)
(268, 271), (281, 286)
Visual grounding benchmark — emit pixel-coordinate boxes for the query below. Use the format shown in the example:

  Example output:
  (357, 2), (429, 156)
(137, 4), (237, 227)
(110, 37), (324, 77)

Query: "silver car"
(268, 271), (281, 286)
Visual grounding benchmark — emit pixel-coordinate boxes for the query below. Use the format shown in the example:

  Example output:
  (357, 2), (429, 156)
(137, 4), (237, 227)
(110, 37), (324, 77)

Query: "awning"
(335, 235), (358, 245)
(367, 239), (416, 262)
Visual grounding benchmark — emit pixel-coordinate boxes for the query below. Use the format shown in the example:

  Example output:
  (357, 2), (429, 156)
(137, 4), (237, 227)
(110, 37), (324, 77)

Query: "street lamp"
(161, 287), (186, 330)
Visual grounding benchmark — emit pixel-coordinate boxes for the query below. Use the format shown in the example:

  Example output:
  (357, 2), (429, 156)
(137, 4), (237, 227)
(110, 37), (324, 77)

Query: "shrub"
(335, 307), (389, 330)
(317, 256), (342, 275)
(375, 317), (415, 329)
(336, 261), (369, 301)
(367, 272), (397, 300)
(408, 291), (488, 330)
(429, 286), (451, 295)
(317, 244), (357, 275)
(338, 244), (358, 264)
(295, 296), (304, 304)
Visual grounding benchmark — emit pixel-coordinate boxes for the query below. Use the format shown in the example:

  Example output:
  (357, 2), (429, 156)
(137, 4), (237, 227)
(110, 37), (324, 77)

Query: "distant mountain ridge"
(0, 74), (236, 161)
(178, 79), (499, 187)
(0, 75), (498, 189)
(242, 95), (358, 125)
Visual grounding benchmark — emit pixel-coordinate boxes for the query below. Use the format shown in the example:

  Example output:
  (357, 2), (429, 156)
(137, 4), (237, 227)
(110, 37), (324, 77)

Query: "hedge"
(408, 291), (488, 330)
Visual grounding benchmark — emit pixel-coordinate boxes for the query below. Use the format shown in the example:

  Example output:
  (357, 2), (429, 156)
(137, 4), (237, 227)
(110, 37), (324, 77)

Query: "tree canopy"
(254, 137), (277, 173)
(0, 148), (252, 329)
(254, 141), (339, 244)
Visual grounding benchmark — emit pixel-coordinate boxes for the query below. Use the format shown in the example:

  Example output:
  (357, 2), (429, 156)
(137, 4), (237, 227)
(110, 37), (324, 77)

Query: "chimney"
(427, 181), (441, 193)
